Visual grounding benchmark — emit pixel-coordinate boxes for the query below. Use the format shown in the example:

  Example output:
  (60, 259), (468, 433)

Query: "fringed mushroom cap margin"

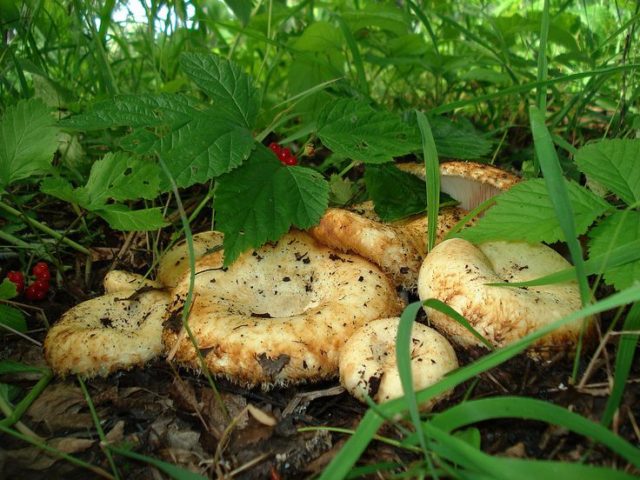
(162, 230), (403, 388)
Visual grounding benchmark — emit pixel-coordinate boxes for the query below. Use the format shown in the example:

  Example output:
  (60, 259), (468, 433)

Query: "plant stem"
(0, 201), (90, 256)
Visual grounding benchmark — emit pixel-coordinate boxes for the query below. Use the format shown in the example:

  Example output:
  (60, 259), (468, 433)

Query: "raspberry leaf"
(588, 211), (640, 291)
(575, 139), (640, 206)
(0, 99), (59, 190)
(457, 178), (611, 244)
(317, 98), (420, 163)
(180, 53), (260, 128)
(216, 145), (329, 265)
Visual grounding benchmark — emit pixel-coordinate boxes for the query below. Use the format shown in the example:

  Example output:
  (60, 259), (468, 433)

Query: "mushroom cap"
(397, 161), (520, 210)
(162, 230), (403, 388)
(309, 203), (467, 289)
(417, 238), (595, 356)
(103, 270), (163, 294)
(339, 317), (458, 409)
(44, 289), (170, 377)
(157, 231), (224, 287)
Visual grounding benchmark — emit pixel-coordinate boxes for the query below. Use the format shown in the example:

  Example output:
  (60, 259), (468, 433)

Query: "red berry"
(32, 262), (50, 281)
(25, 283), (47, 301)
(33, 278), (50, 292)
(268, 142), (281, 154)
(6, 271), (25, 294)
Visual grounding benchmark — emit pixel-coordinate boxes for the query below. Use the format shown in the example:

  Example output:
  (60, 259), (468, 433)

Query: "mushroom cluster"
(43, 159), (591, 409)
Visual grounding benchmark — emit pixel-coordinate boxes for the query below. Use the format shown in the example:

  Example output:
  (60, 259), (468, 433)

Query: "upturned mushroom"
(163, 230), (403, 388)
(397, 161), (520, 211)
(44, 270), (170, 377)
(417, 238), (595, 357)
(339, 317), (458, 409)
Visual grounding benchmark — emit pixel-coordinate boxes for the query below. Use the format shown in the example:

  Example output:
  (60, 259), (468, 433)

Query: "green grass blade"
(529, 106), (590, 305)
(337, 16), (369, 97)
(109, 445), (206, 480)
(407, 0), (439, 56)
(429, 64), (640, 115)
(423, 423), (637, 480)
(423, 299), (493, 350)
(536, 0), (550, 113)
(430, 396), (640, 468)
(396, 303), (429, 457)
(415, 111), (439, 252)
(318, 285), (640, 479)
(601, 302), (640, 426)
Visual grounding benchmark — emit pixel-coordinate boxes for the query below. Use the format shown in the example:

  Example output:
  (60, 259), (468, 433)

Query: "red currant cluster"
(269, 142), (298, 166)
(5, 262), (51, 301)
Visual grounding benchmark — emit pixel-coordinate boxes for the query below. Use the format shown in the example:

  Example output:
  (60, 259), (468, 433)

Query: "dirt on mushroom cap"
(44, 289), (170, 377)
(162, 230), (403, 388)
(418, 238), (596, 357)
(339, 317), (458, 409)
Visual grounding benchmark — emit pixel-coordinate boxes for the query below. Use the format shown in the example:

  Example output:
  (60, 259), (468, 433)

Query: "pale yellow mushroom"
(339, 317), (458, 409)
(417, 238), (595, 357)
(44, 288), (170, 377)
(397, 161), (520, 211)
(162, 230), (403, 388)
(157, 231), (224, 287)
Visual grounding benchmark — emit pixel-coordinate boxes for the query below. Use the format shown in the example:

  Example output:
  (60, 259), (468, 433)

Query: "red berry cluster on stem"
(269, 142), (298, 166)
(5, 261), (51, 301)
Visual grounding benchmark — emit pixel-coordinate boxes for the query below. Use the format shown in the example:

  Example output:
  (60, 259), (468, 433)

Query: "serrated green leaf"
(215, 145), (329, 265)
(0, 304), (27, 333)
(588, 211), (640, 291)
(575, 139), (640, 206)
(0, 99), (59, 189)
(40, 177), (90, 205)
(328, 174), (354, 206)
(96, 205), (167, 231)
(364, 164), (426, 221)
(119, 129), (159, 155)
(59, 94), (197, 130)
(85, 153), (160, 208)
(158, 110), (255, 189)
(430, 116), (493, 160)
(458, 179), (611, 244)
(179, 53), (260, 128)
(317, 98), (420, 163)
(0, 278), (17, 300)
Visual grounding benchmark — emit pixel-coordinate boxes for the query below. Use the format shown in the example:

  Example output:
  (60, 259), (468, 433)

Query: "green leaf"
(179, 53), (260, 128)
(215, 145), (329, 265)
(458, 179), (611, 244)
(364, 164), (426, 221)
(223, 0), (253, 26)
(84, 153), (160, 208)
(95, 205), (167, 231)
(317, 98), (420, 163)
(588, 211), (640, 291)
(575, 139), (640, 206)
(0, 99), (59, 189)
(292, 21), (343, 51)
(0, 278), (17, 300)
(430, 116), (493, 160)
(158, 110), (255, 189)
(59, 94), (197, 130)
(41, 177), (89, 205)
(0, 304), (27, 333)
(328, 174), (355, 206)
